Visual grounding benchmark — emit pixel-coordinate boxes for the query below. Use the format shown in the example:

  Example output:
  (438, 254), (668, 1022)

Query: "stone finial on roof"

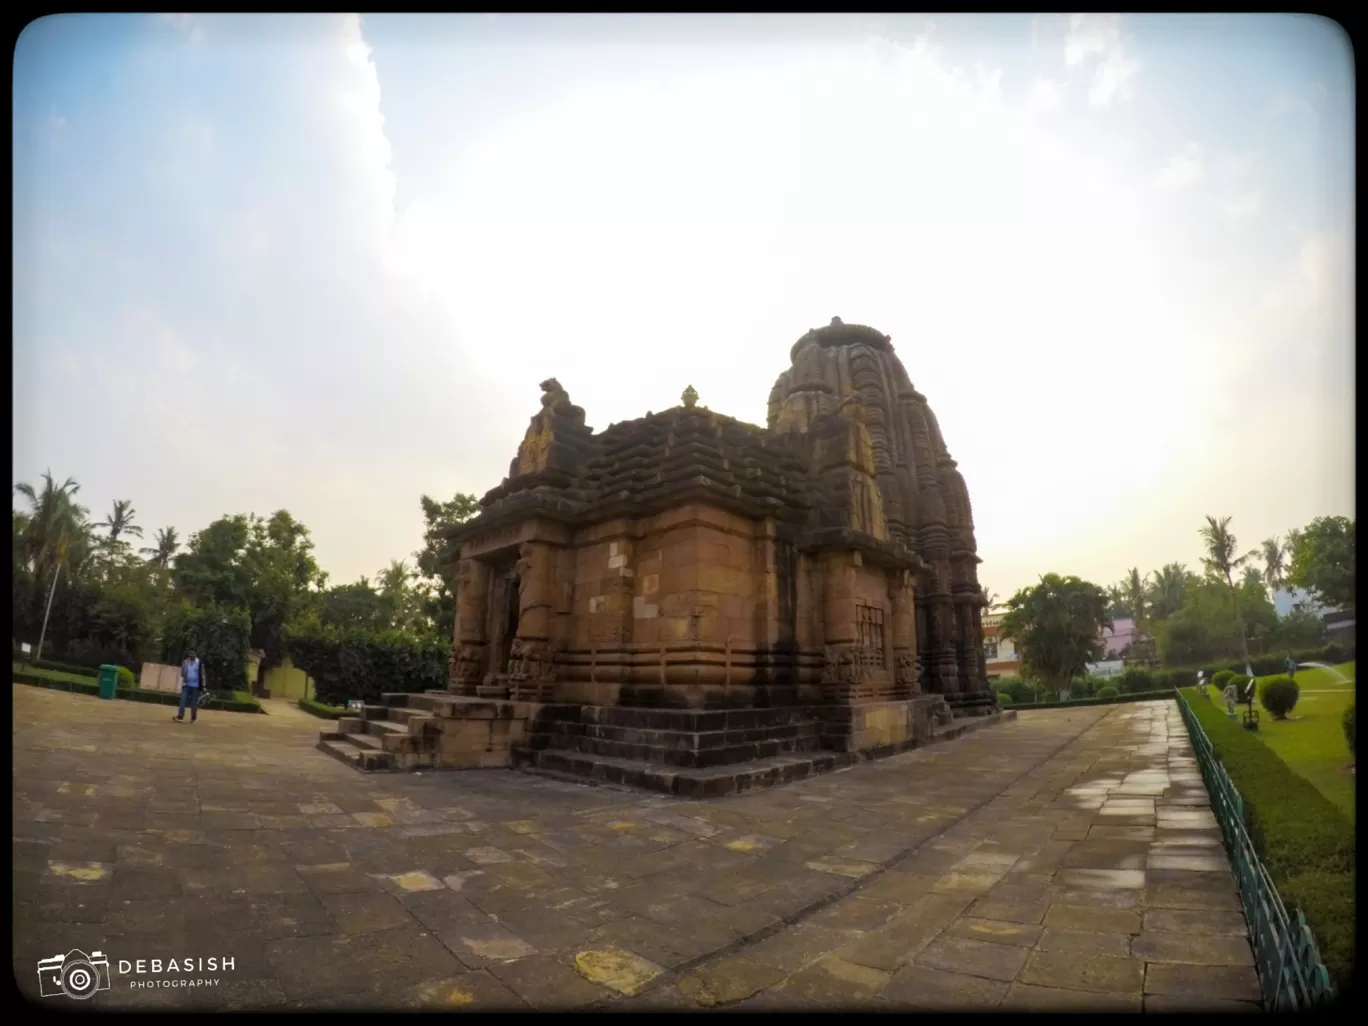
(682, 385), (698, 409)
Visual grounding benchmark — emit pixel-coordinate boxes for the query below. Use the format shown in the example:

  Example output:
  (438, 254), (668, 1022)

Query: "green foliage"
(1274, 609), (1327, 651)
(1258, 676), (1300, 719)
(319, 577), (390, 632)
(1154, 575), (1276, 668)
(160, 601), (251, 693)
(1287, 516), (1355, 613)
(1095, 685), (1119, 699)
(1343, 702), (1355, 756)
(1000, 574), (1110, 691)
(1181, 689), (1354, 989)
(995, 693), (1012, 707)
(297, 696), (347, 719)
(1023, 689), (1175, 710)
(413, 491), (480, 642)
(1210, 669), (1236, 691)
(117, 666), (135, 687)
(285, 622), (448, 706)
(1116, 667), (1154, 694)
(174, 511), (327, 674)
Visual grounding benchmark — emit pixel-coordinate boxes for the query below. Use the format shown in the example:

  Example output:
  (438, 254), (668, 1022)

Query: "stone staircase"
(317, 690), (1017, 798)
(316, 691), (555, 772)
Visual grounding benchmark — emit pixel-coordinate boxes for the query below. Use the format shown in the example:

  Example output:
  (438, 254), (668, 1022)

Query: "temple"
(319, 319), (1009, 795)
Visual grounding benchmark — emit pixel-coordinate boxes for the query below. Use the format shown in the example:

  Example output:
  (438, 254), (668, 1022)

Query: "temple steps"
(512, 709), (1014, 798)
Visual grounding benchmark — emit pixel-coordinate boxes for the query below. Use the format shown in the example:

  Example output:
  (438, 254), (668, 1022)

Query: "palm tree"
(1105, 583), (1127, 618)
(1260, 536), (1287, 595)
(377, 559), (418, 631)
(1199, 515), (1258, 671)
(980, 586), (1000, 610)
(1123, 567), (1148, 626)
(140, 526), (180, 567)
(98, 499), (143, 543)
(1146, 563), (1191, 620)
(13, 471), (91, 582)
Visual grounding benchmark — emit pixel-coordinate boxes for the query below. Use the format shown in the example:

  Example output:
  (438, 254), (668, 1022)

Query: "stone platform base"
(513, 706), (1016, 798)
(317, 689), (1015, 798)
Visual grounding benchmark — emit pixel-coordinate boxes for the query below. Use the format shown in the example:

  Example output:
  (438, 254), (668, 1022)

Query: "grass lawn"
(1251, 661), (1356, 824)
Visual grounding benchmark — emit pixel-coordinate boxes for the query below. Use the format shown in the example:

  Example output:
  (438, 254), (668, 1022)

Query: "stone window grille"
(856, 604), (886, 669)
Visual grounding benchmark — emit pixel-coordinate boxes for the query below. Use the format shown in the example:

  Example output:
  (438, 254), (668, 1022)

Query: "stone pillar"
(514, 541), (556, 644)
(820, 551), (862, 701)
(890, 569), (918, 697)
(450, 559), (490, 695)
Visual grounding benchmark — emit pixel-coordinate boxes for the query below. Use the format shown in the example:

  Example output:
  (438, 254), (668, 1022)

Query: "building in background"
(1101, 617), (1154, 662)
(982, 610), (1022, 681)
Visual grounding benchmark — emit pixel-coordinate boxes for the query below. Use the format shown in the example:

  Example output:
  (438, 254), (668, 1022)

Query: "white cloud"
(1024, 77), (1062, 115)
(1156, 143), (1204, 190)
(1222, 189), (1262, 222)
(1063, 14), (1139, 106)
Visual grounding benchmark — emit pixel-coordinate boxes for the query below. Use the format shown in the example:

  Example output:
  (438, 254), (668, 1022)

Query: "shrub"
(1180, 689), (1354, 989)
(1259, 676), (1300, 720)
(1095, 685), (1120, 699)
(1344, 702), (1355, 756)
(298, 697), (347, 719)
(995, 694), (1013, 708)
(117, 666), (136, 688)
(1210, 669), (1236, 691)
(1116, 668), (1155, 694)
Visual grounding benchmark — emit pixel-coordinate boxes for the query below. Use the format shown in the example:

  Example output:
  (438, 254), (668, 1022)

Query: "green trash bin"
(97, 665), (120, 701)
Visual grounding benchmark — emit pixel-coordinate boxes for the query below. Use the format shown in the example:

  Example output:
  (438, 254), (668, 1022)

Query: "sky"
(12, 13), (1355, 599)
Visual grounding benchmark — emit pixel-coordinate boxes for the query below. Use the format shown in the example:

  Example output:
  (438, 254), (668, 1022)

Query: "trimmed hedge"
(1258, 676), (1300, 719)
(1014, 688), (1175, 710)
(298, 697), (347, 720)
(1211, 669), (1236, 691)
(13, 672), (262, 713)
(1095, 685), (1120, 699)
(1196, 642), (1357, 680)
(1181, 688), (1354, 990)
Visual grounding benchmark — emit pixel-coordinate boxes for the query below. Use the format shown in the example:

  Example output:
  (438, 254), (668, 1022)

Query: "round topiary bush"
(1095, 685), (1120, 700)
(1344, 702), (1355, 756)
(1259, 675), (1300, 720)
(996, 693), (1013, 708)
(117, 666), (136, 688)
(1210, 669), (1236, 691)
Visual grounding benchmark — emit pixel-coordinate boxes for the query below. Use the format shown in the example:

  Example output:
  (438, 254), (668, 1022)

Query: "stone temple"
(319, 319), (1010, 795)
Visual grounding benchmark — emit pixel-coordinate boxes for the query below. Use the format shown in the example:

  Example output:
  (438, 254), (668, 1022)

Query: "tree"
(1240, 564), (1263, 589)
(1105, 584), (1128, 619)
(980, 587), (1000, 610)
(318, 577), (389, 632)
(413, 492), (480, 640)
(13, 470), (92, 583)
(1154, 575), (1276, 666)
(1286, 516), (1355, 613)
(140, 526), (180, 568)
(999, 574), (1111, 699)
(98, 499), (143, 543)
(1123, 567), (1148, 626)
(1260, 536), (1287, 596)
(376, 558), (424, 634)
(1146, 563), (1194, 621)
(1198, 515), (1257, 671)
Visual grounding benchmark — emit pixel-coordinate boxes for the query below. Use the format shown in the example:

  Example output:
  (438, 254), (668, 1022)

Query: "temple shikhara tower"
(320, 319), (1009, 793)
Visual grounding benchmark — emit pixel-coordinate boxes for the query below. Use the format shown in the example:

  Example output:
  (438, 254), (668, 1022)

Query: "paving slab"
(13, 686), (1262, 1011)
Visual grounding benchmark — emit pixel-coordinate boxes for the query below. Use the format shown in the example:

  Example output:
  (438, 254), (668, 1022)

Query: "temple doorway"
(483, 554), (521, 678)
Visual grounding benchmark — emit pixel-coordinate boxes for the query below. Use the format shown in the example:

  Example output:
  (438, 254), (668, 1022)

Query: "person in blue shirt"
(173, 648), (204, 723)
(1286, 656), (1297, 679)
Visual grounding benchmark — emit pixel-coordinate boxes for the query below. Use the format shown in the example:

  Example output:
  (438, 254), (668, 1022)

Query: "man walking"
(1286, 655), (1298, 679)
(174, 647), (204, 724)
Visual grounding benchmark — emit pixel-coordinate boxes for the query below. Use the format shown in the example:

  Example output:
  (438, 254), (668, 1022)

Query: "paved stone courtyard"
(12, 685), (1263, 1011)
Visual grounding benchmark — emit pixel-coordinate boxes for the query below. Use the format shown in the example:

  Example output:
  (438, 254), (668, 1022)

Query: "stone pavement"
(12, 684), (1262, 1012)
